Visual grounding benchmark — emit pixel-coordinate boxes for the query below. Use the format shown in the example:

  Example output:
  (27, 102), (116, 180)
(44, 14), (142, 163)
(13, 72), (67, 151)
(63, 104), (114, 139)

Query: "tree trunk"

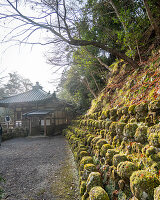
(90, 72), (100, 92)
(143, 0), (160, 38)
(109, 0), (134, 55)
(83, 78), (97, 98)
(70, 39), (139, 69)
(109, 0), (127, 33)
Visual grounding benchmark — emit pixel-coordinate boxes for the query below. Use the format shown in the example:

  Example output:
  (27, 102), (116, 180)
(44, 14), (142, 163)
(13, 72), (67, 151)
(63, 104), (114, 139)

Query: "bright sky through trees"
(0, 1), (63, 92)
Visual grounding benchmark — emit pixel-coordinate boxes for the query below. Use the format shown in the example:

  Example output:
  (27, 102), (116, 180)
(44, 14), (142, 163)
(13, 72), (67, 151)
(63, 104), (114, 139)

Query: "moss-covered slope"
(64, 52), (160, 200)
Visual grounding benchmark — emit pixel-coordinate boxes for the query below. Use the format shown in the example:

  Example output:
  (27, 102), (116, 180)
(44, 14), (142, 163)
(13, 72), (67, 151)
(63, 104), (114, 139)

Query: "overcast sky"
(0, 41), (60, 92)
(0, 1), (64, 93)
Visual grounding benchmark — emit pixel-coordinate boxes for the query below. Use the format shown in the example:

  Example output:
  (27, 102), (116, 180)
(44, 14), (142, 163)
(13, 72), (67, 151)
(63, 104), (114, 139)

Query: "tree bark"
(90, 72), (100, 92)
(143, 0), (160, 38)
(70, 39), (139, 69)
(108, 0), (127, 33)
(83, 78), (97, 98)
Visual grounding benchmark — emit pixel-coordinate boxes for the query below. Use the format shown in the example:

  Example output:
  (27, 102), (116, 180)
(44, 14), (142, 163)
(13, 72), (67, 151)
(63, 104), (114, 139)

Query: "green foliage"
(58, 47), (107, 114)
(0, 72), (33, 98)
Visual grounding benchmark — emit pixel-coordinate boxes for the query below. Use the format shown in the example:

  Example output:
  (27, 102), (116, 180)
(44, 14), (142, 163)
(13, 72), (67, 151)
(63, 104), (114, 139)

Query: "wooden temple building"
(0, 82), (72, 136)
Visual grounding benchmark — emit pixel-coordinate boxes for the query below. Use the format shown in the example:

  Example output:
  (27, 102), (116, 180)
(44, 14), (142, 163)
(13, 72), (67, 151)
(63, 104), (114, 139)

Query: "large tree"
(1, 72), (33, 97)
(0, 0), (142, 68)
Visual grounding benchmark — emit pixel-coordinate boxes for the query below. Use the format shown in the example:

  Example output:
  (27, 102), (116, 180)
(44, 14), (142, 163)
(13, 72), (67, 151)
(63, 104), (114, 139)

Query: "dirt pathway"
(0, 136), (79, 200)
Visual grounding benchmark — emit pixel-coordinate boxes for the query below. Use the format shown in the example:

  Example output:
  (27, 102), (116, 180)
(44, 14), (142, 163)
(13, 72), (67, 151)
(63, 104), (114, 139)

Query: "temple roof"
(0, 82), (53, 105)
(23, 110), (51, 116)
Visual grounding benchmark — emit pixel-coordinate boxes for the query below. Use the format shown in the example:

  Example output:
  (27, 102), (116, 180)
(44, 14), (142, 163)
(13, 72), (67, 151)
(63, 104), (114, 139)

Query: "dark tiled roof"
(23, 110), (51, 116)
(0, 88), (52, 104)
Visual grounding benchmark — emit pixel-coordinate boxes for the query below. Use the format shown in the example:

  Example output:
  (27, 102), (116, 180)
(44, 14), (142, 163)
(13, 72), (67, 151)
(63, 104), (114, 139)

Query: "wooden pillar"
(29, 117), (32, 136)
(44, 117), (47, 136)
(14, 107), (16, 128)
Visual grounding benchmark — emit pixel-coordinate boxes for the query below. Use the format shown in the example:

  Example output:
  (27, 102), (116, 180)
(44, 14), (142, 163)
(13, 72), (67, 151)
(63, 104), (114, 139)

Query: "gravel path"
(0, 136), (80, 200)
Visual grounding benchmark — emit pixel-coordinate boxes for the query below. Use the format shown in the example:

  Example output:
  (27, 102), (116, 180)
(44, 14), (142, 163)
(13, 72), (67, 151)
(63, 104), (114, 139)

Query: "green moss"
(130, 170), (160, 200)
(100, 144), (113, 157)
(109, 122), (118, 137)
(97, 120), (104, 129)
(116, 122), (126, 136)
(96, 139), (107, 150)
(123, 123), (138, 139)
(148, 132), (160, 147)
(135, 103), (148, 122)
(117, 107), (123, 118)
(128, 105), (136, 115)
(89, 186), (109, 200)
(87, 135), (95, 146)
(119, 115), (129, 123)
(117, 161), (138, 179)
(80, 156), (94, 171)
(51, 159), (79, 200)
(91, 136), (102, 148)
(149, 100), (160, 111)
(146, 146), (157, 157)
(112, 154), (128, 167)
(105, 121), (112, 131)
(110, 108), (118, 121)
(100, 130), (106, 137)
(80, 181), (86, 196)
(101, 110), (110, 119)
(82, 164), (97, 180)
(134, 126), (148, 144)
(79, 151), (90, 160)
(112, 136), (121, 147)
(132, 142), (142, 154)
(122, 106), (129, 115)
(86, 172), (102, 193)
(151, 162), (160, 174)
(151, 152), (160, 162)
(128, 117), (137, 123)
(154, 185), (160, 200)
(105, 149), (119, 165)
(135, 103), (148, 113)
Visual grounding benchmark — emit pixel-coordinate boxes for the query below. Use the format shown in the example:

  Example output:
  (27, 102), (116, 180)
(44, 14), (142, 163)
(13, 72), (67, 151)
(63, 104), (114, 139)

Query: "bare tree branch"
(0, 0), (140, 69)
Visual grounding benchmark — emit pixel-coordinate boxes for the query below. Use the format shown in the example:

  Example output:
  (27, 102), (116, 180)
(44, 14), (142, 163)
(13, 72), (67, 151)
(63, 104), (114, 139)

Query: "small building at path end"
(0, 82), (73, 136)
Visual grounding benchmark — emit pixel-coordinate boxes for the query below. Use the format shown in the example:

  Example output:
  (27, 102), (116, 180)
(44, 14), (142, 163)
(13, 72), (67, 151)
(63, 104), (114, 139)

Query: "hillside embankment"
(64, 52), (160, 200)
